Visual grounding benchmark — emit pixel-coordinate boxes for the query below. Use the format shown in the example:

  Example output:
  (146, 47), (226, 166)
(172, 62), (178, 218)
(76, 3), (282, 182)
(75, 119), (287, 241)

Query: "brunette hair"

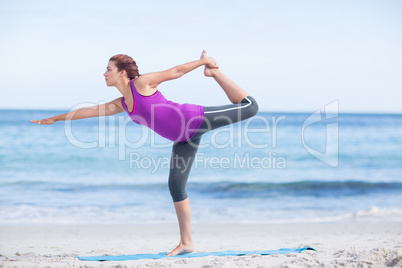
(109, 54), (140, 80)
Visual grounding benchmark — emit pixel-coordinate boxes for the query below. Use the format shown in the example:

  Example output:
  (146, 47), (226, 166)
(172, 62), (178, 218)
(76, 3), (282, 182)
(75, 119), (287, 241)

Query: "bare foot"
(166, 242), (194, 256)
(200, 49), (214, 77)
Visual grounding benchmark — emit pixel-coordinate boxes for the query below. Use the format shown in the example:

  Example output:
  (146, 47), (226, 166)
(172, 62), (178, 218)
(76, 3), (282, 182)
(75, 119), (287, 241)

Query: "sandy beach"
(0, 222), (401, 267)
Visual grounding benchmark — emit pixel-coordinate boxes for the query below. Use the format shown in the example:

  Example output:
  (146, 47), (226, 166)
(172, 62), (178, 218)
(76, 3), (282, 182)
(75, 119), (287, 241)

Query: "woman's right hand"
(30, 118), (56, 125)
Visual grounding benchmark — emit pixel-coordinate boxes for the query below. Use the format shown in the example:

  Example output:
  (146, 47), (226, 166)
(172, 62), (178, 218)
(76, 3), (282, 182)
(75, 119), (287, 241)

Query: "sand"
(0, 222), (401, 267)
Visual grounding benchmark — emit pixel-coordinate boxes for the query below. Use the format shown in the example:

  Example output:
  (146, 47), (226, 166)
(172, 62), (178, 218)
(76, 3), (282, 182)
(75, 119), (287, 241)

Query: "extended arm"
(136, 51), (218, 90)
(30, 97), (125, 125)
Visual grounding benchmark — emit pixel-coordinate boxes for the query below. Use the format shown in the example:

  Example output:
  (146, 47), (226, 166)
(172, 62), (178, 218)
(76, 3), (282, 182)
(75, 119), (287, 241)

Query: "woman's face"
(103, 61), (120, 87)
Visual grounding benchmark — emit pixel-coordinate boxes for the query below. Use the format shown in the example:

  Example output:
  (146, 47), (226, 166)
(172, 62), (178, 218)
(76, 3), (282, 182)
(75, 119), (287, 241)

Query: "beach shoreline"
(1, 222), (401, 267)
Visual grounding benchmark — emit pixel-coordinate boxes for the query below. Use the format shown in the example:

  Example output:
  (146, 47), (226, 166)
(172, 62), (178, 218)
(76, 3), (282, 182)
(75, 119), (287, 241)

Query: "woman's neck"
(115, 78), (132, 99)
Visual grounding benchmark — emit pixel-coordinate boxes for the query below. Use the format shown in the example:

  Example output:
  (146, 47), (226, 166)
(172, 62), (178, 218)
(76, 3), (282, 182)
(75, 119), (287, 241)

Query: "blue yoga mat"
(77, 247), (315, 261)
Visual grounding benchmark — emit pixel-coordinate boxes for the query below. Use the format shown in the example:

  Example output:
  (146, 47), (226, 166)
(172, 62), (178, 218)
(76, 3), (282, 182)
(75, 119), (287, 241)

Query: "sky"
(0, 0), (401, 113)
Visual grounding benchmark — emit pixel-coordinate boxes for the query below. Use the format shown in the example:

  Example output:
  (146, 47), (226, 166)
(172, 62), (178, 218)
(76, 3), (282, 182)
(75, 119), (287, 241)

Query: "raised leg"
(201, 50), (249, 104)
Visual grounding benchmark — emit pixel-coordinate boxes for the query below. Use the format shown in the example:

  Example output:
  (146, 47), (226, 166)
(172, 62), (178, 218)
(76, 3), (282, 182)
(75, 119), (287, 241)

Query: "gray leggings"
(168, 96), (259, 202)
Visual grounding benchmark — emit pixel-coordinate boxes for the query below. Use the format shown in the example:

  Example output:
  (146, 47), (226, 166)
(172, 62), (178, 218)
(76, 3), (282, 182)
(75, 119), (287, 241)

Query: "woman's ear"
(120, 69), (127, 78)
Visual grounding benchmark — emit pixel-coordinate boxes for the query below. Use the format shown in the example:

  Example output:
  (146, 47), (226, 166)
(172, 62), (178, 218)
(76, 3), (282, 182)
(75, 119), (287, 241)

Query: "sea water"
(0, 109), (401, 224)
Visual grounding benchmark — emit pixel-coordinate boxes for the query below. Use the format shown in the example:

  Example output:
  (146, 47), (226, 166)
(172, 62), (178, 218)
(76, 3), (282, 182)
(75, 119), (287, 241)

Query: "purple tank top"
(122, 79), (205, 142)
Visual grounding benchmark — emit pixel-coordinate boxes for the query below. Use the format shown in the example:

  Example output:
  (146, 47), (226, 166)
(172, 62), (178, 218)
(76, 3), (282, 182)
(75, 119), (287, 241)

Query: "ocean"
(1, 109), (402, 224)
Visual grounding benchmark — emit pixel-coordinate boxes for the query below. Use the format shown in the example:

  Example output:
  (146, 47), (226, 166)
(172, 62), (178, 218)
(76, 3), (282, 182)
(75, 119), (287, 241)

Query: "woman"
(31, 50), (259, 256)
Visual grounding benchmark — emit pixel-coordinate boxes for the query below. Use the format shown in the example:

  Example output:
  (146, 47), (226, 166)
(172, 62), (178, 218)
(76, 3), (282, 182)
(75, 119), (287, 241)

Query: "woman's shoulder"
(133, 74), (149, 87)
(133, 75), (158, 96)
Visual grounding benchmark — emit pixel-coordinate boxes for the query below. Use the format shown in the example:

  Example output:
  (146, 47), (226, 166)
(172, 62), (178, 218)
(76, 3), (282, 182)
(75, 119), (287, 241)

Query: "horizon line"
(1, 108), (401, 115)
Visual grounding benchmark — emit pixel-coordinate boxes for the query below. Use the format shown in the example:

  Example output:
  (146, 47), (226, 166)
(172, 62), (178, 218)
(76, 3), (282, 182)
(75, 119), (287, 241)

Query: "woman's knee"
(168, 182), (188, 202)
(244, 96), (259, 118)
